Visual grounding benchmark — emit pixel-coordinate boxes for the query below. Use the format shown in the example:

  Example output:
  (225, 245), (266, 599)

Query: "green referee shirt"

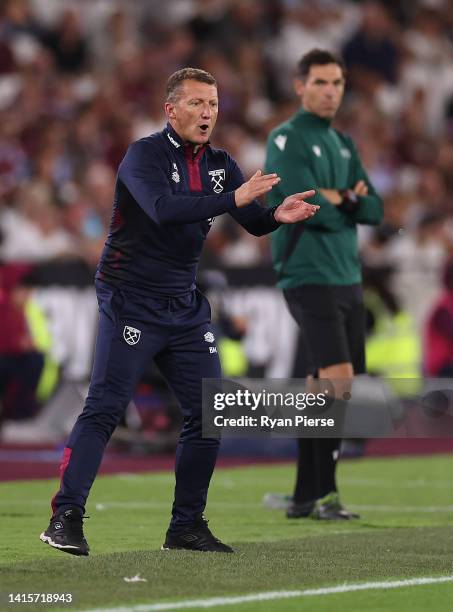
(265, 108), (383, 288)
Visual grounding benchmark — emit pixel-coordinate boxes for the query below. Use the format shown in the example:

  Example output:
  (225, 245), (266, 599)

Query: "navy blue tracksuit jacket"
(97, 124), (279, 294)
(52, 124), (280, 531)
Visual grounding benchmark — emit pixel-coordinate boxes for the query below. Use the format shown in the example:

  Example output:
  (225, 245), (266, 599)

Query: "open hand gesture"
(274, 191), (319, 224)
(235, 170), (281, 208)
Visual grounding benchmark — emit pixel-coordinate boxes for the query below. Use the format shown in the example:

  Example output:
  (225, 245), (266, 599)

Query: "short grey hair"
(166, 68), (217, 104)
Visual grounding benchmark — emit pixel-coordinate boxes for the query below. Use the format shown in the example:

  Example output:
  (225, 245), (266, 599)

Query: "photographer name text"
(213, 415), (335, 429)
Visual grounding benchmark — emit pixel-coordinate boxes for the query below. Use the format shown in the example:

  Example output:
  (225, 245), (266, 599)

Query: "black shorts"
(284, 284), (366, 375)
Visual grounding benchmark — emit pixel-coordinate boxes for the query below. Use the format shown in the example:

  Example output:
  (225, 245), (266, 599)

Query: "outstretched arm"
(229, 160), (318, 236)
(119, 141), (283, 226)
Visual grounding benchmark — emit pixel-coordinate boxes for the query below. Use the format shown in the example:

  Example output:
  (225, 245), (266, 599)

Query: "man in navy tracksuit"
(40, 68), (318, 555)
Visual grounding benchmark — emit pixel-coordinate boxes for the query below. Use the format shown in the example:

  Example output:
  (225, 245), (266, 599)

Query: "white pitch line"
(352, 504), (453, 513)
(1, 497), (453, 514)
(93, 501), (261, 510)
(83, 575), (453, 612)
(342, 477), (453, 489)
(92, 501), (453, 513)
(2, 498), (453, 514)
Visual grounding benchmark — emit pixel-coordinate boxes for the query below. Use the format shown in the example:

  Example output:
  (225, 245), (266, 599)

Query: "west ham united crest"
(123, 325), (141, 345)
(208, 169), (225, 193)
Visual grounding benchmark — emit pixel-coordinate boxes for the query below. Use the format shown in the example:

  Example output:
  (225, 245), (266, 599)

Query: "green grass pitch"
(1, 455), (453, 611)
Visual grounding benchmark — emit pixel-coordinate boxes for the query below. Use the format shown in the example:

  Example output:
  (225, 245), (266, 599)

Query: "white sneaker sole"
(40, 532), (88, 554)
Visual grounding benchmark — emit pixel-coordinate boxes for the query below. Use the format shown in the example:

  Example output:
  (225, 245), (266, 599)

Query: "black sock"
(312, 395), (347, 499)
(312, 437), (341, 499)
(292, 438), (317, 504)
(292, 369), (347, 503)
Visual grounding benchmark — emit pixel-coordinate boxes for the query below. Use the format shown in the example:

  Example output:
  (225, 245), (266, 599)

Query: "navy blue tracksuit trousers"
(53, 280), (221, 532)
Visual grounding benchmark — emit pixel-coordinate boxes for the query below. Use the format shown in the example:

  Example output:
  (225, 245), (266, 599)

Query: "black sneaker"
(161, 515), (233, 553)
(286, 500), (315, 519)
(40, 508), (90, 556)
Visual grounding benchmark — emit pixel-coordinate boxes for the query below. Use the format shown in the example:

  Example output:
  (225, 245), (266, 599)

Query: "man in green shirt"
(265, 49), (383, 520)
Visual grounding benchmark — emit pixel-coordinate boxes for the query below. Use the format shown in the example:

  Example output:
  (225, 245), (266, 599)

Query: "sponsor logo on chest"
(208, 169), (225, 193)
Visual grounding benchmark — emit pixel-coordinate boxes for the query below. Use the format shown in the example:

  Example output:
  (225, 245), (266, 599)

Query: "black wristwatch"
(339, 189), (359, 213)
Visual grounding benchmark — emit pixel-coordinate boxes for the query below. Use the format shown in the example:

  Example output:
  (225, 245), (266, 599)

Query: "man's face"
(165, 79), (219, 145)
(295, 63), (345, 120)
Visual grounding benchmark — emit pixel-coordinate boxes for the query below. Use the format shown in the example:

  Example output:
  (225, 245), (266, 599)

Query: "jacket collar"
(164, 123), (210, 154)
(295, 108), (332, 127)
(165, 123), (184, 149)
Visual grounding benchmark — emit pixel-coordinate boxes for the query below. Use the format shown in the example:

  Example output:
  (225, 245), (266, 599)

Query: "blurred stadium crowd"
(2, 0), (453, 444)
